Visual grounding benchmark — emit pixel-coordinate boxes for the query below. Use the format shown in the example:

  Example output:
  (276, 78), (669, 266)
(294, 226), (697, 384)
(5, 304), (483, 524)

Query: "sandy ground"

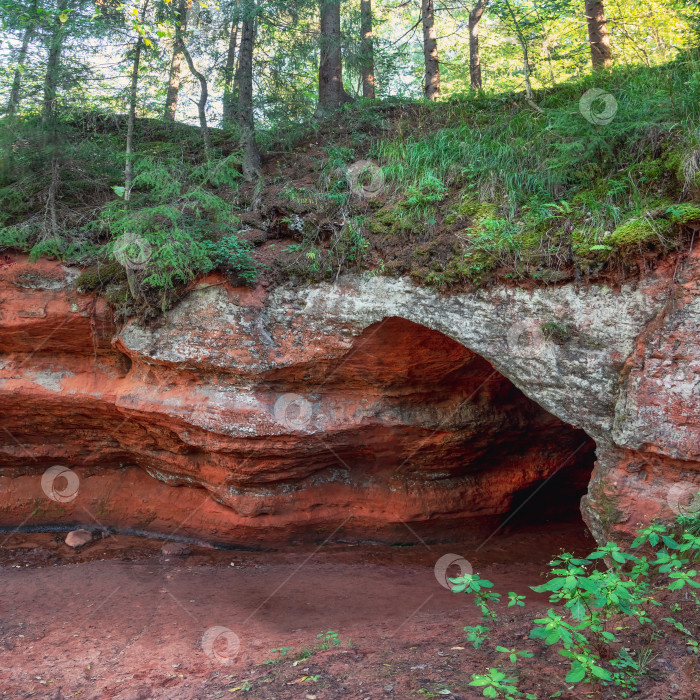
(0, 522), (593, 699)
(2, 521), (693, 700)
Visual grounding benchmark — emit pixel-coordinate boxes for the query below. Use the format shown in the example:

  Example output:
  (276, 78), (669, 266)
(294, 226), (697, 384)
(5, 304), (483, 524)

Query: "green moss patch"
(608, 217), (673, 247)
(76, 262), (126, 292)
(666, 203), (700, 225)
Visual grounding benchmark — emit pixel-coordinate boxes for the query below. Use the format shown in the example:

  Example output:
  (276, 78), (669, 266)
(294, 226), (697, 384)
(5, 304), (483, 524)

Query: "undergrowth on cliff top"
(2, 54), (700, 310)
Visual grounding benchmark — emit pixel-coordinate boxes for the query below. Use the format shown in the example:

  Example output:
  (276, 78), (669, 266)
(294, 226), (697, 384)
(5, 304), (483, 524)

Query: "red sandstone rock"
(161, 542), (192, 557)
(65, 529), (92, 548)
(0, 251), (698, 545)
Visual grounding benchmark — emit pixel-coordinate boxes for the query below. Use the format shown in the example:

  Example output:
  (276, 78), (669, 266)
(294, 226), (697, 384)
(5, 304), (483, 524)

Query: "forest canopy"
(1, 0), (700, 312)
(2, 0), (697, 126)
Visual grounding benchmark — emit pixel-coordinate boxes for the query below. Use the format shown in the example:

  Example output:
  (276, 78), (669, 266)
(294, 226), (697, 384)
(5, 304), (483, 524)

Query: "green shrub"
(450, 500), (700, 697)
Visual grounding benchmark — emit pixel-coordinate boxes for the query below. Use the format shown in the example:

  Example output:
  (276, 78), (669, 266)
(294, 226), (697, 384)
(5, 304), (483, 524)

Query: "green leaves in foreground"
(561, 651), (612, 683)
(452, 502), (700, 696)
(469, 668), (521, 699)
(495, 646), (534, 664)
(449, 573), (494, 594)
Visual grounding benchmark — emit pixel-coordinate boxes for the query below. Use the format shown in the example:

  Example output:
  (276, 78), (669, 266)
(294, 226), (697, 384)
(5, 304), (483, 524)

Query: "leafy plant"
(264, 646), (292, 665)
(316, 630), (340, 649)
(468, 668), (523, 699)
(507, 593), (526, 608)
(451, 501), (700, 696)
(464, 624), (490, 649)
(495, 646), (534, 664)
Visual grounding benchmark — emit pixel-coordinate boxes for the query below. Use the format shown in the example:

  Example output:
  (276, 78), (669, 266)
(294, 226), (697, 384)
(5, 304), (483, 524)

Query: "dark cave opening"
(314, 316), (599, 540)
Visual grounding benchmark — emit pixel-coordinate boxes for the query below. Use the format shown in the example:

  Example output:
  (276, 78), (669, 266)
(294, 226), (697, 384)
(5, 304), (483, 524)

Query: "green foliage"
(88, 138), (255, 307)
(451, 500), (700, 697)
(0, 113), (121, 250)
(75, 262), (125, 291)
(365, 57), (699, 286)
(211, 233), (259, 283)
(0, 225), (32, 252)
(3, 29), (700, 304)
(263, 646), (292, 665)
(0, 112), (256, 311)
(280, 215), (369, 282)
(666, 203), (700, 225)
(507, 592), (526, 608)
(464, 624), (490, 650)
(495, 646), (534, 664)
(315, 630), (340, 649)
(538, 323), (567, 346)
(404, 173), (447, 211)
(607, 217), (674, 248)
(468, 668), (522, 699)
(449, 573), (495, 595)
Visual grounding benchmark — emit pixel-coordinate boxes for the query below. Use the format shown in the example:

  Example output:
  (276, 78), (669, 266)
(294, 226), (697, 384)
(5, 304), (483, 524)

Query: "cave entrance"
(294, 316), (598, 543)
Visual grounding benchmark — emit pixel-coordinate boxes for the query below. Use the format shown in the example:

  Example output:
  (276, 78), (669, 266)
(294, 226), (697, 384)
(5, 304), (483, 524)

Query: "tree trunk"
(163, 0), (188, 121)
(468, 0), (487, 91)
(173, 19), (213, 153)
(7, 21), (35, 117)
(503, 0), (537, 105)
(511, 31), (538, 105)
(44, 153), (60, 238)
(236, 0), (262, 180)
(41, 0), (69, 239)
(125, 0), (150, 204)
(317, 0), (347, 113)
(42, 0), (69, 125)
(520, 42), (533, 101)
(360, 0), (375, 98)
(222, 4), (240, 125)
(543, 40), (556, 85)
(584, 0), (612, 69)
(422, 0), (439, 100)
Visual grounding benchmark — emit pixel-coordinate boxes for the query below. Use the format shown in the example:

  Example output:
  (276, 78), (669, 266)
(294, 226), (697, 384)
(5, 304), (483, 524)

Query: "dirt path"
(0, 523), (597, 698)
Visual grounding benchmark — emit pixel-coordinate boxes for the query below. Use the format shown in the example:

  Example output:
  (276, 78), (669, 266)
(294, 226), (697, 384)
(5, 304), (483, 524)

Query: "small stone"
(65, 529), (92, 548)
(654, 657), (673, 671)
(161, 542), (191, 557)
(241, 228), (268, 245)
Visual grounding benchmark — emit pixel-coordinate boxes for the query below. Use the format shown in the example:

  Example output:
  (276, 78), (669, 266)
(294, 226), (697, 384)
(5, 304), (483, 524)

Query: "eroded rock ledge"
(0, 250), (698, 545)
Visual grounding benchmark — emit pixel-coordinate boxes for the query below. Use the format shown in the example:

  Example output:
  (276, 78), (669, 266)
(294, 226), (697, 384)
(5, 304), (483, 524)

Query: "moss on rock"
(666, 203), (700, 224)
(76, 263), (125, 292)
(608, 217), (673, 247)
(451, 198), (499, 227)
